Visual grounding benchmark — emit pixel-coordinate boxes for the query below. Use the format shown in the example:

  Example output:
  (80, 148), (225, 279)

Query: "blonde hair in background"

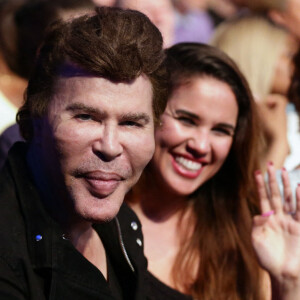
(211, 14), (288, 101)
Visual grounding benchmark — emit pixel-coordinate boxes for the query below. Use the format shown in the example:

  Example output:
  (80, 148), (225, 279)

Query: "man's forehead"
(49, 74), (154, 115)
(55, 74), (151, 95)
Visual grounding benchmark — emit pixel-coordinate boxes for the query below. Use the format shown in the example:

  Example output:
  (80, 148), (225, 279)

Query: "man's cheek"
(54, 131), (88, 155)
(135, 146), (155, 174)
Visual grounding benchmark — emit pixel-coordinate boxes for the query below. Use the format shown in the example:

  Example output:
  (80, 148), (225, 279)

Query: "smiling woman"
(153, 76), (238, 194)
(125, 43), (265, 299)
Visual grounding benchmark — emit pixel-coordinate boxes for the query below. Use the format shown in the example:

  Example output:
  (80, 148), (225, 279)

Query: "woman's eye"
(177, 116), (195, 126)
(76, 114), (92, 121)
(213, 127), (232, 136)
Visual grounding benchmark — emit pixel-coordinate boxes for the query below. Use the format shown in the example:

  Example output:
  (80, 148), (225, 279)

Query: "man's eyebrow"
(120, 112), (151, 124)
(65, 103), (151, 123)
(66, 103), (106, 116)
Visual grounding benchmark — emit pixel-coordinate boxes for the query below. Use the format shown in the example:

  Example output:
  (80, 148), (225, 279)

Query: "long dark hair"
(166, 43), (263, 299)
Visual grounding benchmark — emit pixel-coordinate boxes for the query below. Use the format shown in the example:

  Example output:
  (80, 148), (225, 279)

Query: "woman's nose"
(186, 131), (211, 156)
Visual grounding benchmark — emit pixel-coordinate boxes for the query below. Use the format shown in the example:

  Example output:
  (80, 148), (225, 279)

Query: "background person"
(211, 14), (299, 171)
(0, 0), (27, 134)
(228, 0), (300, 41)
(172, 0), (214, 44)
(289, 44), (300, 139)
(273, 44), (300, 204)
(118, 0), (175, 47)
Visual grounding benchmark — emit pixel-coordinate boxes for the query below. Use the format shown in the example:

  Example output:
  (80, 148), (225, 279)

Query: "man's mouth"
(172, 155), (204, 179)
(83, 171), (123, 197)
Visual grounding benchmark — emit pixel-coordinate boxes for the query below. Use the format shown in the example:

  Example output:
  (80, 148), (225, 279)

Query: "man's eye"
(120, 120), (143, 127)
(76, 114), (92, 121)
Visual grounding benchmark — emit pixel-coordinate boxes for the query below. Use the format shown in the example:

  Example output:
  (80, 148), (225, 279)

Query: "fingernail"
(262, 210), (274, 217)
(254, 170), (261, 175)
(282, 167), (286, 171)
(268, 161), (273, 166)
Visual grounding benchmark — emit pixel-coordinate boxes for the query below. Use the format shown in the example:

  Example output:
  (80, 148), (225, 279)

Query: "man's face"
(38, 75), (155, 223)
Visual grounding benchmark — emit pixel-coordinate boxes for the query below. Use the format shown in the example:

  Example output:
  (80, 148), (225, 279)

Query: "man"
(0, 6), (168, 299)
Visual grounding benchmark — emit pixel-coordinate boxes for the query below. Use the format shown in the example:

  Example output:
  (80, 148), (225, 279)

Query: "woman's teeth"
(175, 156), (202, 171)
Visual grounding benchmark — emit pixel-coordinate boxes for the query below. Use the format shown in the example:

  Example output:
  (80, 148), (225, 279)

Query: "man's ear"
(268, 9), (287, 27)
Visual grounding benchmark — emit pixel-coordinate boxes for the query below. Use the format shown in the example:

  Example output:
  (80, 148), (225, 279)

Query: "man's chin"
(85, 206), (121, 224)
(88, 215), (115, 224)
(69, 181), (126, 223)
(82, 193), (123, 223)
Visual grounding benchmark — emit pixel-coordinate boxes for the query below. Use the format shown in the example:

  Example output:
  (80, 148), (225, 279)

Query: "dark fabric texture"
(0, 123), (23, 170)
(145, 271), (193, 300)
(0, 142), (147, 300)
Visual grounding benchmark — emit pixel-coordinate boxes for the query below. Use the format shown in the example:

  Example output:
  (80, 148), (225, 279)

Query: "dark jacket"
(0, 142), (147, 300)
(0, 123), (23, 170)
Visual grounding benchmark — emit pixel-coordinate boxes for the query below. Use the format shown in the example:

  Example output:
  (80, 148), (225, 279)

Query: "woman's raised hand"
(252, 163), (300, 299)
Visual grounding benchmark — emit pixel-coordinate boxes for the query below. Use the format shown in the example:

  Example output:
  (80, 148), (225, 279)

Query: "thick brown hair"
(165, 43), (263, 299)
(17, 6), (168, 140)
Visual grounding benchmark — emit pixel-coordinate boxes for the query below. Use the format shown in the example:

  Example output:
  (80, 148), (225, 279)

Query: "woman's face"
(151, 76), (238, 196)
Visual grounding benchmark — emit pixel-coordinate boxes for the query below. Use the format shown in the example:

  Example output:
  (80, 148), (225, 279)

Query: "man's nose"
(93, 125), (123, 161)
(186, 131), (211, 155)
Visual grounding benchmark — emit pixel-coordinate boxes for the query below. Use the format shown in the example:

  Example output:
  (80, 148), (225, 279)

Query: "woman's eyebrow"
(176, 109), (236, 131)
(175, 109), (199, 119)
(218, 123), (236, 132)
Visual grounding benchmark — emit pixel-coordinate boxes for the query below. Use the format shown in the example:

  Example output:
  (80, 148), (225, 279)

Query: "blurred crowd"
(0, 0), (299, 172)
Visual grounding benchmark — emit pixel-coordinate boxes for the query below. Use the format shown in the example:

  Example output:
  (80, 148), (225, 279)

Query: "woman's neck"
(127, 172), (196, 292)
(130, 172), (190, 222)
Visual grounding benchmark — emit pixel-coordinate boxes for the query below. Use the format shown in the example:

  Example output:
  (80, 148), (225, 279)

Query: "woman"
(126, 42), (300, 299)
(126, 42), (264, 299)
